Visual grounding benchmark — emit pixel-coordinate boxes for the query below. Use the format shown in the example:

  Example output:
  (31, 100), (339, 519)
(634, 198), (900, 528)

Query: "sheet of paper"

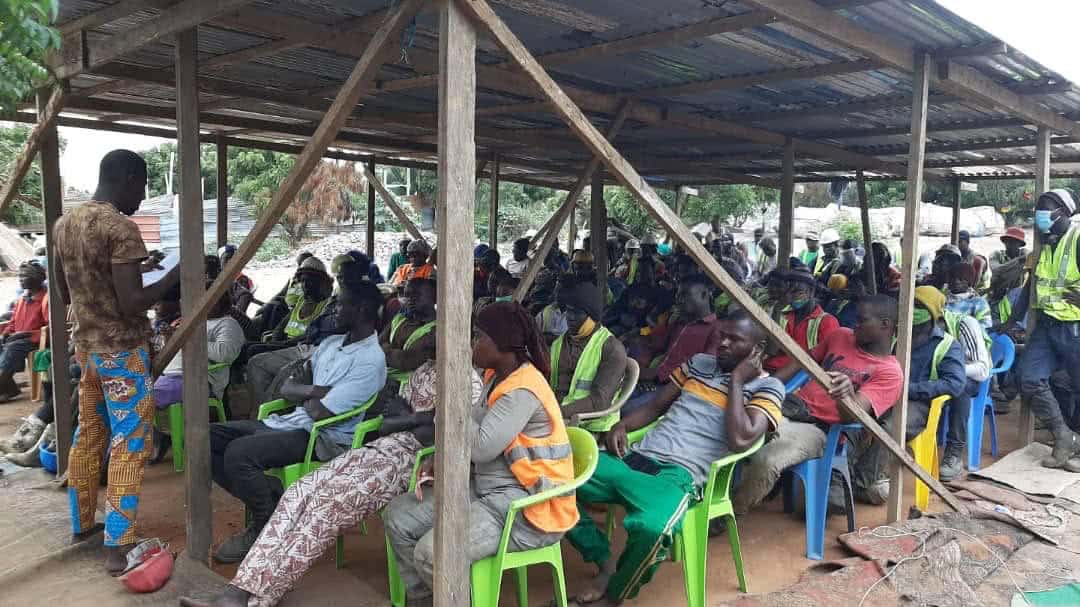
(141, 252), (180, 287)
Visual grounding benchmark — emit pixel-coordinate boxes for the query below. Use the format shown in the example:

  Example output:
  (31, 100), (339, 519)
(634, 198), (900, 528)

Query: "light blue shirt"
(262, 332), (386, 446)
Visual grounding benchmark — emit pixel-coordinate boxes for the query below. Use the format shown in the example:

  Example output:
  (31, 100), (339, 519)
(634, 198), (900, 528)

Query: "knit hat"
(913, 285), (945, 321)
(949, 262), (977, 285)
(1038, 189), (1078, 216)
(407, 239), (431, 254)
(19, 261), (46, 281)
(296, 256), (329, 278)
(556, 276), (603, 321)
(937, 243), (961, 259)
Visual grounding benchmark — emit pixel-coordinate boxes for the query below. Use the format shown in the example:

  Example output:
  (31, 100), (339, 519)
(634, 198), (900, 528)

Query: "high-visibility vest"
(1035, 226), (1080, 321)
(486, 364), (579, 533)
(387, 314), (436, 383)
(942, 309), (992, 363)
(627, 257), (639, 284)
(780, 309), (825, 351)
(996, 297), (1012, 325)
(930, 333), (956, 380)
(549, 326), (619, 432)
(284, 296), (330, 338)
(392, 263), (435, 286)
(799, 249), (818, 270)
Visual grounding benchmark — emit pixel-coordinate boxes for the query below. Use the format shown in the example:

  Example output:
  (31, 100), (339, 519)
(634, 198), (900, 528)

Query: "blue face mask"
(1035, 210), (1055, 234)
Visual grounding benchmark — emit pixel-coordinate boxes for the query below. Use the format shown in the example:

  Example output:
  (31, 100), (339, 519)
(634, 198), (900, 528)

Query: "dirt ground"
(0, 373), (1030, 606)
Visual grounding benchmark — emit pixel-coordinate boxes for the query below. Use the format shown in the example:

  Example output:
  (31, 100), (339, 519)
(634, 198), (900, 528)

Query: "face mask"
(1035, 210), (1055, 234)
(789, 298), (811, 310)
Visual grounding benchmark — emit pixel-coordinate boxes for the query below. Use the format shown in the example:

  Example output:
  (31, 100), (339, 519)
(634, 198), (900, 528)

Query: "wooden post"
(857, 170), (877, 295)
(434, 1), (476, 604)
(888, 52), (931, 522)
(568, 202), (578, 252)
(458, 0), (964, 512)
(37, 89), (72, 474)
(950, 177), (961, 245)
(488, 153), (500, 248)
(513, 105), (631, 301)
(1020, 126), (1053, 445)
(778, 137), (795, 268)
(176, 27), (212, 563)
(590, 174), (608, 283)
(366, 161), (376, 257)
(216, 134), (228, 248)
(360, 162), (426, 242)
(152, 0), (424, 377)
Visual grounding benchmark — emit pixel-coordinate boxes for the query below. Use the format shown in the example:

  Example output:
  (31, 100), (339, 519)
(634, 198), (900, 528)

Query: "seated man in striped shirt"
(565, 309), (783, 606)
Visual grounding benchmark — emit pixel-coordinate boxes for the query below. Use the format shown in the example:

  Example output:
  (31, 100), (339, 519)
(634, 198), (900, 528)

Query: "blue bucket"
(39, 443), (57, 473)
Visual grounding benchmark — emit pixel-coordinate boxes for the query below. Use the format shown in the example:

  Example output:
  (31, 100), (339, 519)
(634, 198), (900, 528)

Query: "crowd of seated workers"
(8, 163), (1070, 605)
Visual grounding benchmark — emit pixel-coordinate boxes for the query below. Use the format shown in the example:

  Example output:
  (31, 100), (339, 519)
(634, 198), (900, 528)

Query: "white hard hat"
(804, 230), (820, 241)
(819, 228), (841, 245)
(626, 238), (641, 249)
(524, 229), (538, 238)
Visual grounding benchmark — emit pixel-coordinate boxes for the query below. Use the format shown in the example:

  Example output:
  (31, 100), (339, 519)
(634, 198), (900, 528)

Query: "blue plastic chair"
(781, 423), (861, 560)
(937, 333), (1015, 471)
(783, 370), (810, 395)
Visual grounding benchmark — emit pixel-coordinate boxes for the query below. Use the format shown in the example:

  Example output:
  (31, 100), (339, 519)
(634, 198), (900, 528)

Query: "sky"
(53, 0), (1080, 192)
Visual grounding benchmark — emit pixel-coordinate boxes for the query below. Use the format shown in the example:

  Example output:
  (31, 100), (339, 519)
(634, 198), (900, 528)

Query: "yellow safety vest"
(780, 310), (825, 350)
(930, 333), (956, 380)
(1035, 226), (1080, 321)
(284, 297), (329, 338)
(387, 314), (437, 383)
(549, 326), (619, 432)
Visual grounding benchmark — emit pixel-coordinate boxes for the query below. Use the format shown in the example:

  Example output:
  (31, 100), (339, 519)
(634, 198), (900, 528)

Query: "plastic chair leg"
(679, 505), (709, 607)
(335, 534), (345, 569)
(725, 514), (748, 593)
(386, 536), (406, 607)
(546, 550), (569, 607)
(514, 567), (528, 607)
(168, 403), (185, 473)
(803, 464), (827, 561)
(838, 466), (856, 533)
(967, 401), (984, 472)
(988, 405), (998, 457)
(469, 557), (502, 607)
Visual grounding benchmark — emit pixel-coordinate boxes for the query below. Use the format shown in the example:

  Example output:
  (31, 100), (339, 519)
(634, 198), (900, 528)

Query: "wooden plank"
(175, 27), (212, 563)
(434, 1), (476, 604)
(216, 135), (228, 248)
(59, 0), (176, 34)
(359, 163), (425, 242)
(59, 0), (257, 79)
(888, 52), (931, 522)
(741, 0), (1080, 138)
(778, 137), (794, 267)
(152, 0), (424, 378)
(458, 0), (966, 513)
(37, 90), (72, 475)
(366, 161), (376, 258)
(590, 173), (608, 284)
(0, 87), (65, 216)
(1019, 126), (1052, 445)
(857, 170), (876, 295)
(489, 154), (500, 247)
(950, 177), (961, 245)
(514, 104), (631, 301)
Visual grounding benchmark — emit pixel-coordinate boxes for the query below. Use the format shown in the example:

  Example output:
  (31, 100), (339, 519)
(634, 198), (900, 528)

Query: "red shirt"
(797, 328), (903, 424)
(6, 290), (49, 344)
(764, 305), (839, 372)
(655, 313), (717, 383)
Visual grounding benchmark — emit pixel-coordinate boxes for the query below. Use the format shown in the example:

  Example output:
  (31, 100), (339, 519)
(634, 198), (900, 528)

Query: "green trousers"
(565, 451), (695, 602)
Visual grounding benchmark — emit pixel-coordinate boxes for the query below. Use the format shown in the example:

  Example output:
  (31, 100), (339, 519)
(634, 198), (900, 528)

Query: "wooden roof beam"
(627, 58), (880, 100)
(741, 0), (1080, 137)
(53, 0), (258, 79)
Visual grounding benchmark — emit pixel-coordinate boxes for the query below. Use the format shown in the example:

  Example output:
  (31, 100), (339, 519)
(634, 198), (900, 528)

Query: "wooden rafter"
(359, 163), (426, 242)
(152, 0), (425, 378)
(457, 0), (966, 512)
(0, 86), (65, 215)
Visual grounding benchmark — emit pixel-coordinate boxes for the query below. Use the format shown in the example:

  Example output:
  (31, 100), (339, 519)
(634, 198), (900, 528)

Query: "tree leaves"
(0, 0), (61, 110)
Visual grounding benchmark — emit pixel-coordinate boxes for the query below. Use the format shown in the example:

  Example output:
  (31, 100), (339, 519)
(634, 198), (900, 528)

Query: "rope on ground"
(852, 524), (1067, 607)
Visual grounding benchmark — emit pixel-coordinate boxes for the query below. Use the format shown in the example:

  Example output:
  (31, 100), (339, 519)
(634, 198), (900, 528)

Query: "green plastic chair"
(605, 421), (764, 603)
(386, 427), (600, 607)
(155, 362), (230, 473)
(256, 393), (382, 568)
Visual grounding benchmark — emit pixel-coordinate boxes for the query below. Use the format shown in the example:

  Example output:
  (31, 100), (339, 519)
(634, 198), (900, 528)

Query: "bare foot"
(105, 545), (134, 576)
(574, 560), (616, 604)
(72, 523), (105, 543)
(178, 585), (250, 607)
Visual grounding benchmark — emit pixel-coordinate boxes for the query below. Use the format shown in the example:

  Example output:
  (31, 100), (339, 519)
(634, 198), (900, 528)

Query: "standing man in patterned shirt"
(52, 150), (181, 574)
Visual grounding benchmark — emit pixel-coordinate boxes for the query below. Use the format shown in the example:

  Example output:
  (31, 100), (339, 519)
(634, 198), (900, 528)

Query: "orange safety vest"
(391, 262), (436, 285)
(485, 364), (579, 533)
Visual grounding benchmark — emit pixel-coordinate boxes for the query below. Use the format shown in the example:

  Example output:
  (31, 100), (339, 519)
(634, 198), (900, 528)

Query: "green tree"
(0, 0), (59, 111)
(0, 123), (64, 224)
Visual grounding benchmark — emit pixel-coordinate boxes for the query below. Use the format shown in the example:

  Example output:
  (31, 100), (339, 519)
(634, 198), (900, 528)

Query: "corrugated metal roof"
(50, 0), (1080, 186)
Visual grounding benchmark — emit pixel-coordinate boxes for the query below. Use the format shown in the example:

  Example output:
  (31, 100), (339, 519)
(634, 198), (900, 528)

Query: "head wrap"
(914, 285), (945, 321)
(19, 261), (46, 282)
(556, 276), (603, 321)
(476, 302), (550, 377)
(407, 240), (431, 254)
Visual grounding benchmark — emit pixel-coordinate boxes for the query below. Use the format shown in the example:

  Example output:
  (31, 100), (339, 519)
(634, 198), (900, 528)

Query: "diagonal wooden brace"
(359, 162), (426, 243)
(0, 86), (65, 216)
(457, 0), (965, 513)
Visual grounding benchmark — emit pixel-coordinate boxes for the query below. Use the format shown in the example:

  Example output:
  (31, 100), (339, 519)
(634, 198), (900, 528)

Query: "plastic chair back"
(911, 395), (949, 511)
(784, 370), (810, 394)
(989, 333), (1015, 375)
(567, 426), (600, 481)
(611, 358), (640, 410)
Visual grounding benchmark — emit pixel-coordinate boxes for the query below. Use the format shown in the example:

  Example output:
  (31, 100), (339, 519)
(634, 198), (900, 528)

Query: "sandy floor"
(0, 378), (1029, 606)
